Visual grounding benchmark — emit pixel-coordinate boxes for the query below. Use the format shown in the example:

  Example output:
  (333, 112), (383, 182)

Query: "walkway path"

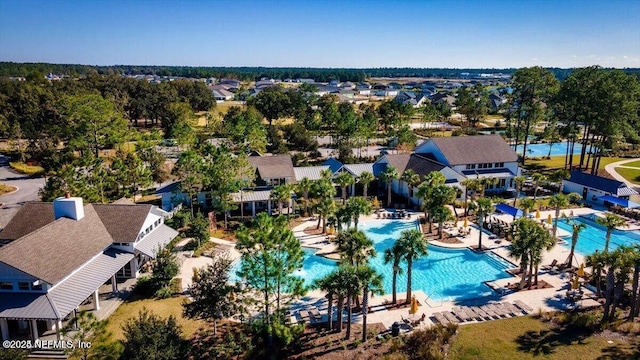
(604, 158), (640, 190)
(0, 155), (45, 227)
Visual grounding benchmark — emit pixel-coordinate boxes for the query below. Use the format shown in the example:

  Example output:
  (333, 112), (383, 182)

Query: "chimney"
(53, 196), (85, 221)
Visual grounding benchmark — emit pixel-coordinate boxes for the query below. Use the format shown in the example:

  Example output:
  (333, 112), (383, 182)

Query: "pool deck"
(287, 208), (607, 330)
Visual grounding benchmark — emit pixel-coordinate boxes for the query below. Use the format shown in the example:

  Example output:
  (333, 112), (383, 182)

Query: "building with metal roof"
(0, 196), (178, 342)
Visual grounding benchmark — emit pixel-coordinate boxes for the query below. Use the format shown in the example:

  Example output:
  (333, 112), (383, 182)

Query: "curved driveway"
(0, 156), (45, 227)
(604, 158), (640, 192)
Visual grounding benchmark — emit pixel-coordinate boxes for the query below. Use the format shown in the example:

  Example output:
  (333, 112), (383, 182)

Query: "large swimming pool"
(515, 142), (583, 157)
(556, 215), (640, 255)
(236, 220), (514, 302)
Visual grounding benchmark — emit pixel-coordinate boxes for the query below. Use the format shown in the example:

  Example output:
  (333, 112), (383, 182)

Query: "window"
(18, 282), (30, 290)
(0, 282), (12, 290)
(466, 164), (476, 170)
(31, 283), (42, 291)
(500, 179), (506, 187)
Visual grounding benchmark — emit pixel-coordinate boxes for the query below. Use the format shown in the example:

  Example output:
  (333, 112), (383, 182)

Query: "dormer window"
(0, 282), (12, 290)
(18, 282), (30, 290)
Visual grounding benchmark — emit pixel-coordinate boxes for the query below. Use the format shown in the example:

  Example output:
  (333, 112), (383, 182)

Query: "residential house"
(394, 91), (428, 108)
(375, 88), (399, 97)
(430, 92), (457, 108)
(335, 163), (375, 196)
(0, 197), (177, 341)
(564, 171), (638, 204)
(488, 93), (506, 112)
(414, 135), (521, 193)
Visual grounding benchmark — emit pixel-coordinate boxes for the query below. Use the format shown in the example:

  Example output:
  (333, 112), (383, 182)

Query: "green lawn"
(450, 316), (638, 360)
(615, 167), (640, 184)
(104, 295), (207, 340)
(524, 156), (626, 176)
(621, 159), (640, 168)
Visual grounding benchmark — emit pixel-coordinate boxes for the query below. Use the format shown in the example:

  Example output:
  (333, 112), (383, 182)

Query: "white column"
(130, 257), (139, 277)
(92, 290), (100, 311)
(252, 202), (256, 217)
(30, 319), (38, 341)
(111, 275), (118, 293)
(0, 319), (9, 341)
(55, 321), (61, 341)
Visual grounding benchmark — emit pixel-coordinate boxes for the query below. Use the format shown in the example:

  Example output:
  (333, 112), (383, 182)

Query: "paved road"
(604, 158), (640, 192)
(0, 155), (45, 227)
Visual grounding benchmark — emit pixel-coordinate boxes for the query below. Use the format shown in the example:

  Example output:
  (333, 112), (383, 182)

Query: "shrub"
(154, 286), (173, 299)
(133, 276), (155, 297)
(9, 161), (45, 176)
(401, 324), (458, 360)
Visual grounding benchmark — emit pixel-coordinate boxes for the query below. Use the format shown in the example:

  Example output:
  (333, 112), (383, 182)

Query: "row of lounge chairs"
(485, 217), (511, 239)
(297, 307), (323, 324)
(430, 300), (534, 325)
(609, 207), (640, 224)
(377, 211), (412, 219)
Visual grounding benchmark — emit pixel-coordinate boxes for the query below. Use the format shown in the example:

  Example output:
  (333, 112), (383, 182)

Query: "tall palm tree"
(344, 197), (372, 230)
(313, 178), (336, 231)
(270, 184), (293, 218)
(629, 245), (640, 321)
(335, 172), (355, 205)
(316, 197), (335, 233)
(431, 205), (454, 240)
(479, 176), (498, 197)
(519, 197), (537, 217)
(549, 192), (581, 238)
(550, 169), (570, 194)
(531, 173), (547, 202)
(416, 172), (447, 231)
(401, 169), (421, 206)
(336, 228), (376, 266)
(511, 218), (555, 289)
(358, 171), (375, 199)
(470, 198), (494, 250)
(357, 265), (384, 343)
(564, 218), (586, 268)
(596, 213), (627, 252)
(313, 270), (340, 331)
(461, 178), (481, 216)
(383, 242), (405, 305)
(341, 265), (361, 340)
(381, 165), (400, 207)
(513, 175), (526, 207)
(509, 225), (531, 289)
(297, 177), (313, 216)
(398, 229), (428, 303)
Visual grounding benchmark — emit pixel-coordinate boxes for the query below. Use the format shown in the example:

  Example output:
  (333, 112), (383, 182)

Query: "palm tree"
(313, 270), (340, 331)
(383, 242), (404, 305)
(531, 173), (547, 202)
(511, 218), (555, 289)
(519, 197), (537, 217)
(470, 198), (494, 250)
(461, 178), (481, 216)
(313, 178), (336, 231)
(564, 218), (586, 269)
(344, 197), (372, 230)
(341, 265), (361, 340)
(401, 169), (421, 206)
(431, 205), (454, 240)
(357, 265), (384, 343)
(358, 171), (375, 199)
(509, 225), (531, 289)
(513, 175), (526, 207)
(335, 172), (355, 205)
(550, 169), (570, 194)
(549, 192), (581, 238)
(479, 176), (498, 197)
(316, 197), (335, 233)
(596, 213), (627, 252)
(381, 165), (400, 207)
(297, 177), (313, 216)
(398, 229), (428, 303)
(629, 245), (640, 321)
(415, 172), (447, 231)
(269, 184), (288, 216)
(336, 228), (376, 266)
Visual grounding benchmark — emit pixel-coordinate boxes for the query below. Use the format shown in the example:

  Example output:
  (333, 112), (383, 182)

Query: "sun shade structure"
(495, 203), (524, 218)
(598, 195), (640, 209)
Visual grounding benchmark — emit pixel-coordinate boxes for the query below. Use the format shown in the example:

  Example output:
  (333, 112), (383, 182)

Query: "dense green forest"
(2, 62), (639, 81)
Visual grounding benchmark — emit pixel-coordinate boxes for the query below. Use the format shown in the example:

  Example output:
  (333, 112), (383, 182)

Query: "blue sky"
(1, 0), (639, 68)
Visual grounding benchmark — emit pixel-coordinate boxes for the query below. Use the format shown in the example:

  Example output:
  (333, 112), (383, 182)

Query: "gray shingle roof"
(0, 202), (55, 242)
(248, 155), (296, 183)
(422, 135), (518, 166)
(0, 204), (114, 285)
(377, 154), (446, 179)
(93, 204), (153, 242)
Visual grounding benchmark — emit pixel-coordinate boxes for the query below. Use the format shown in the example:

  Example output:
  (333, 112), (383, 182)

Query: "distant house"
(488, 93), (506, 112)
(248, 155), (296, 187)
(414, 135), (521, 193)
(211, 88), (235, 101)
(395, 91), (428, 108)
(323, 158), (344, 174)
(430, 92), (457, 108)
(376, 88), (399, 97)
(564, 171), (638, 204)
(341, 82), (355, 90)
(328, 80), (341, 87)
(219, 79), (241, 89)
(0, 197), (177, 342)
(294, 166), (331, 182)
(296, 78), (315, 84)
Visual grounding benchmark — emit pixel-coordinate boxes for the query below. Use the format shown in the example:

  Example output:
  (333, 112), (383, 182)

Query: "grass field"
(9, 161), (45, 176)
(621, 159), (640, 168)
(615, 167), (640, 184)
(523, 155), (626, 176)
(449, 316), (638, 360)
(104, 295), (206, 340)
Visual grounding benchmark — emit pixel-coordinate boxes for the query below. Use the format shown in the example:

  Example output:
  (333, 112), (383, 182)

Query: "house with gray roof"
(0, 196), (177, 342)
(564, 171), (638, 204)
(415, 135), (521, 193)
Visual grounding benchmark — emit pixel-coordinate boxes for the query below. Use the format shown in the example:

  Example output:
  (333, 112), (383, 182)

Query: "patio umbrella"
(409, 296), (419, 316)
(463, 218), (468, 228)
(576, 263), (585, 277)
(547, 214), (552, 224)
(535, 209), (541, 219)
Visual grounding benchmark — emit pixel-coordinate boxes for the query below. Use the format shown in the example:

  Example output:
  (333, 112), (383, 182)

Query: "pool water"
(556, 215), (640, 255)
(233, 220), (513, 302)
(515, 142), (583, 157)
